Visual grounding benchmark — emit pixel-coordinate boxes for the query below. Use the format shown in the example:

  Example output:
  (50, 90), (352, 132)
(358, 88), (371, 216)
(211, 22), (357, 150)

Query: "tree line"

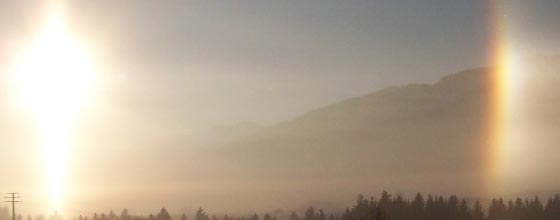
(3, 191), (560, 220)
(336, 191), (560, 220)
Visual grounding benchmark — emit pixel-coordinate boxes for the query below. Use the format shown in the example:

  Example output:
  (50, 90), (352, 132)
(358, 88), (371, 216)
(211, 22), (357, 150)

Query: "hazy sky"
(1, 0), (559, 129)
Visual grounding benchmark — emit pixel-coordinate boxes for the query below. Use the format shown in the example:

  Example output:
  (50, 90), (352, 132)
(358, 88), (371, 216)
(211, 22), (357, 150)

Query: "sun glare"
(9, 3), (96, 213)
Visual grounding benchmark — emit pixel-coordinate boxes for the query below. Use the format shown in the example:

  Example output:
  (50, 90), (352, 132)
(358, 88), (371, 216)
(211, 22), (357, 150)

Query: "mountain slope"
(205, 68), (495, 196)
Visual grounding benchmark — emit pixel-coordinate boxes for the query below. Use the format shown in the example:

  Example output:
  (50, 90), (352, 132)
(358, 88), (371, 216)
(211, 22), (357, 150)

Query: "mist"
(0, 0), (559, 218)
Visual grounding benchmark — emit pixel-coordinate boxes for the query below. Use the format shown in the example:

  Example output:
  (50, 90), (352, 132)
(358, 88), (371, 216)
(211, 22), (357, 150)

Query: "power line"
(4, 193), (22, 220)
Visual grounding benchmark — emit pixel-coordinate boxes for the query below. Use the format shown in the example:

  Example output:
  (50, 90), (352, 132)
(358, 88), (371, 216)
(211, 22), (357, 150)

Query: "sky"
(0, 0), (559, 216)
(1, 1), (558, 128)
(2, 0), (493, 128)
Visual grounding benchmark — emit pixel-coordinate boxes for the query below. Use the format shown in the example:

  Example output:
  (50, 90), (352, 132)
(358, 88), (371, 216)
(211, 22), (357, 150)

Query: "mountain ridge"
(205, 67), (498, 200)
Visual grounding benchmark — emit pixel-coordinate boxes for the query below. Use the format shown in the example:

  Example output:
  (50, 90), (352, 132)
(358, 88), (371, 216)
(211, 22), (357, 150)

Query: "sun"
(9, 2), (96, 213)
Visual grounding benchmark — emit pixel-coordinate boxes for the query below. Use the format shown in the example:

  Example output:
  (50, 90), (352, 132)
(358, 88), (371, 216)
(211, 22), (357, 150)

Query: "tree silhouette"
(121, 209), (130, 220)
(196, 208), (209, 220)
(158, 208), (171, 220)
(289, 212), (300, 220)
(263, 214), (271, 220)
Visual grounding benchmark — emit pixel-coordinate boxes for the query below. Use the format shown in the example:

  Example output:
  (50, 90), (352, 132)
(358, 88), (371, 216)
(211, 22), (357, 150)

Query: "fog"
(0, 0), (559, 217)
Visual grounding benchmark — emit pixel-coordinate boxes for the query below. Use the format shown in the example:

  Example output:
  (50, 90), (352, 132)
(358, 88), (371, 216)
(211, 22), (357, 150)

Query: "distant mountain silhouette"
(208, 67), (494, 195)
(209, 57), (560, 196)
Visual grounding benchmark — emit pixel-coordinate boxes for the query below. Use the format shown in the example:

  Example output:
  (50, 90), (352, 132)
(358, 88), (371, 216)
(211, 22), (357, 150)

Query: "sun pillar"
(485, 0), (514, 196)
(9, 1), (96, 214)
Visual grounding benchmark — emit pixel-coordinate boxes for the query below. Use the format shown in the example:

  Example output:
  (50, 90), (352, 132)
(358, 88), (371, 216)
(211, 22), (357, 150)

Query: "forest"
(2, 191), (559, 220)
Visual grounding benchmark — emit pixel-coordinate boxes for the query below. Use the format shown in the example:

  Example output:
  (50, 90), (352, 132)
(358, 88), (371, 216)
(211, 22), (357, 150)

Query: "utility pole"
(4, 193), (21, 220)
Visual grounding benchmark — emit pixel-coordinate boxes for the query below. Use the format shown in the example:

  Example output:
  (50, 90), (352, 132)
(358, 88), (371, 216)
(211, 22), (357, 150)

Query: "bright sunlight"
(9, 3), (96, 213)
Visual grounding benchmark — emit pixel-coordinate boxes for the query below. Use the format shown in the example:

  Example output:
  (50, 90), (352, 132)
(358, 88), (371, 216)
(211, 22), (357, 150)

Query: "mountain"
(204, 57), (560, 200)
(205, 67), (495, 197)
